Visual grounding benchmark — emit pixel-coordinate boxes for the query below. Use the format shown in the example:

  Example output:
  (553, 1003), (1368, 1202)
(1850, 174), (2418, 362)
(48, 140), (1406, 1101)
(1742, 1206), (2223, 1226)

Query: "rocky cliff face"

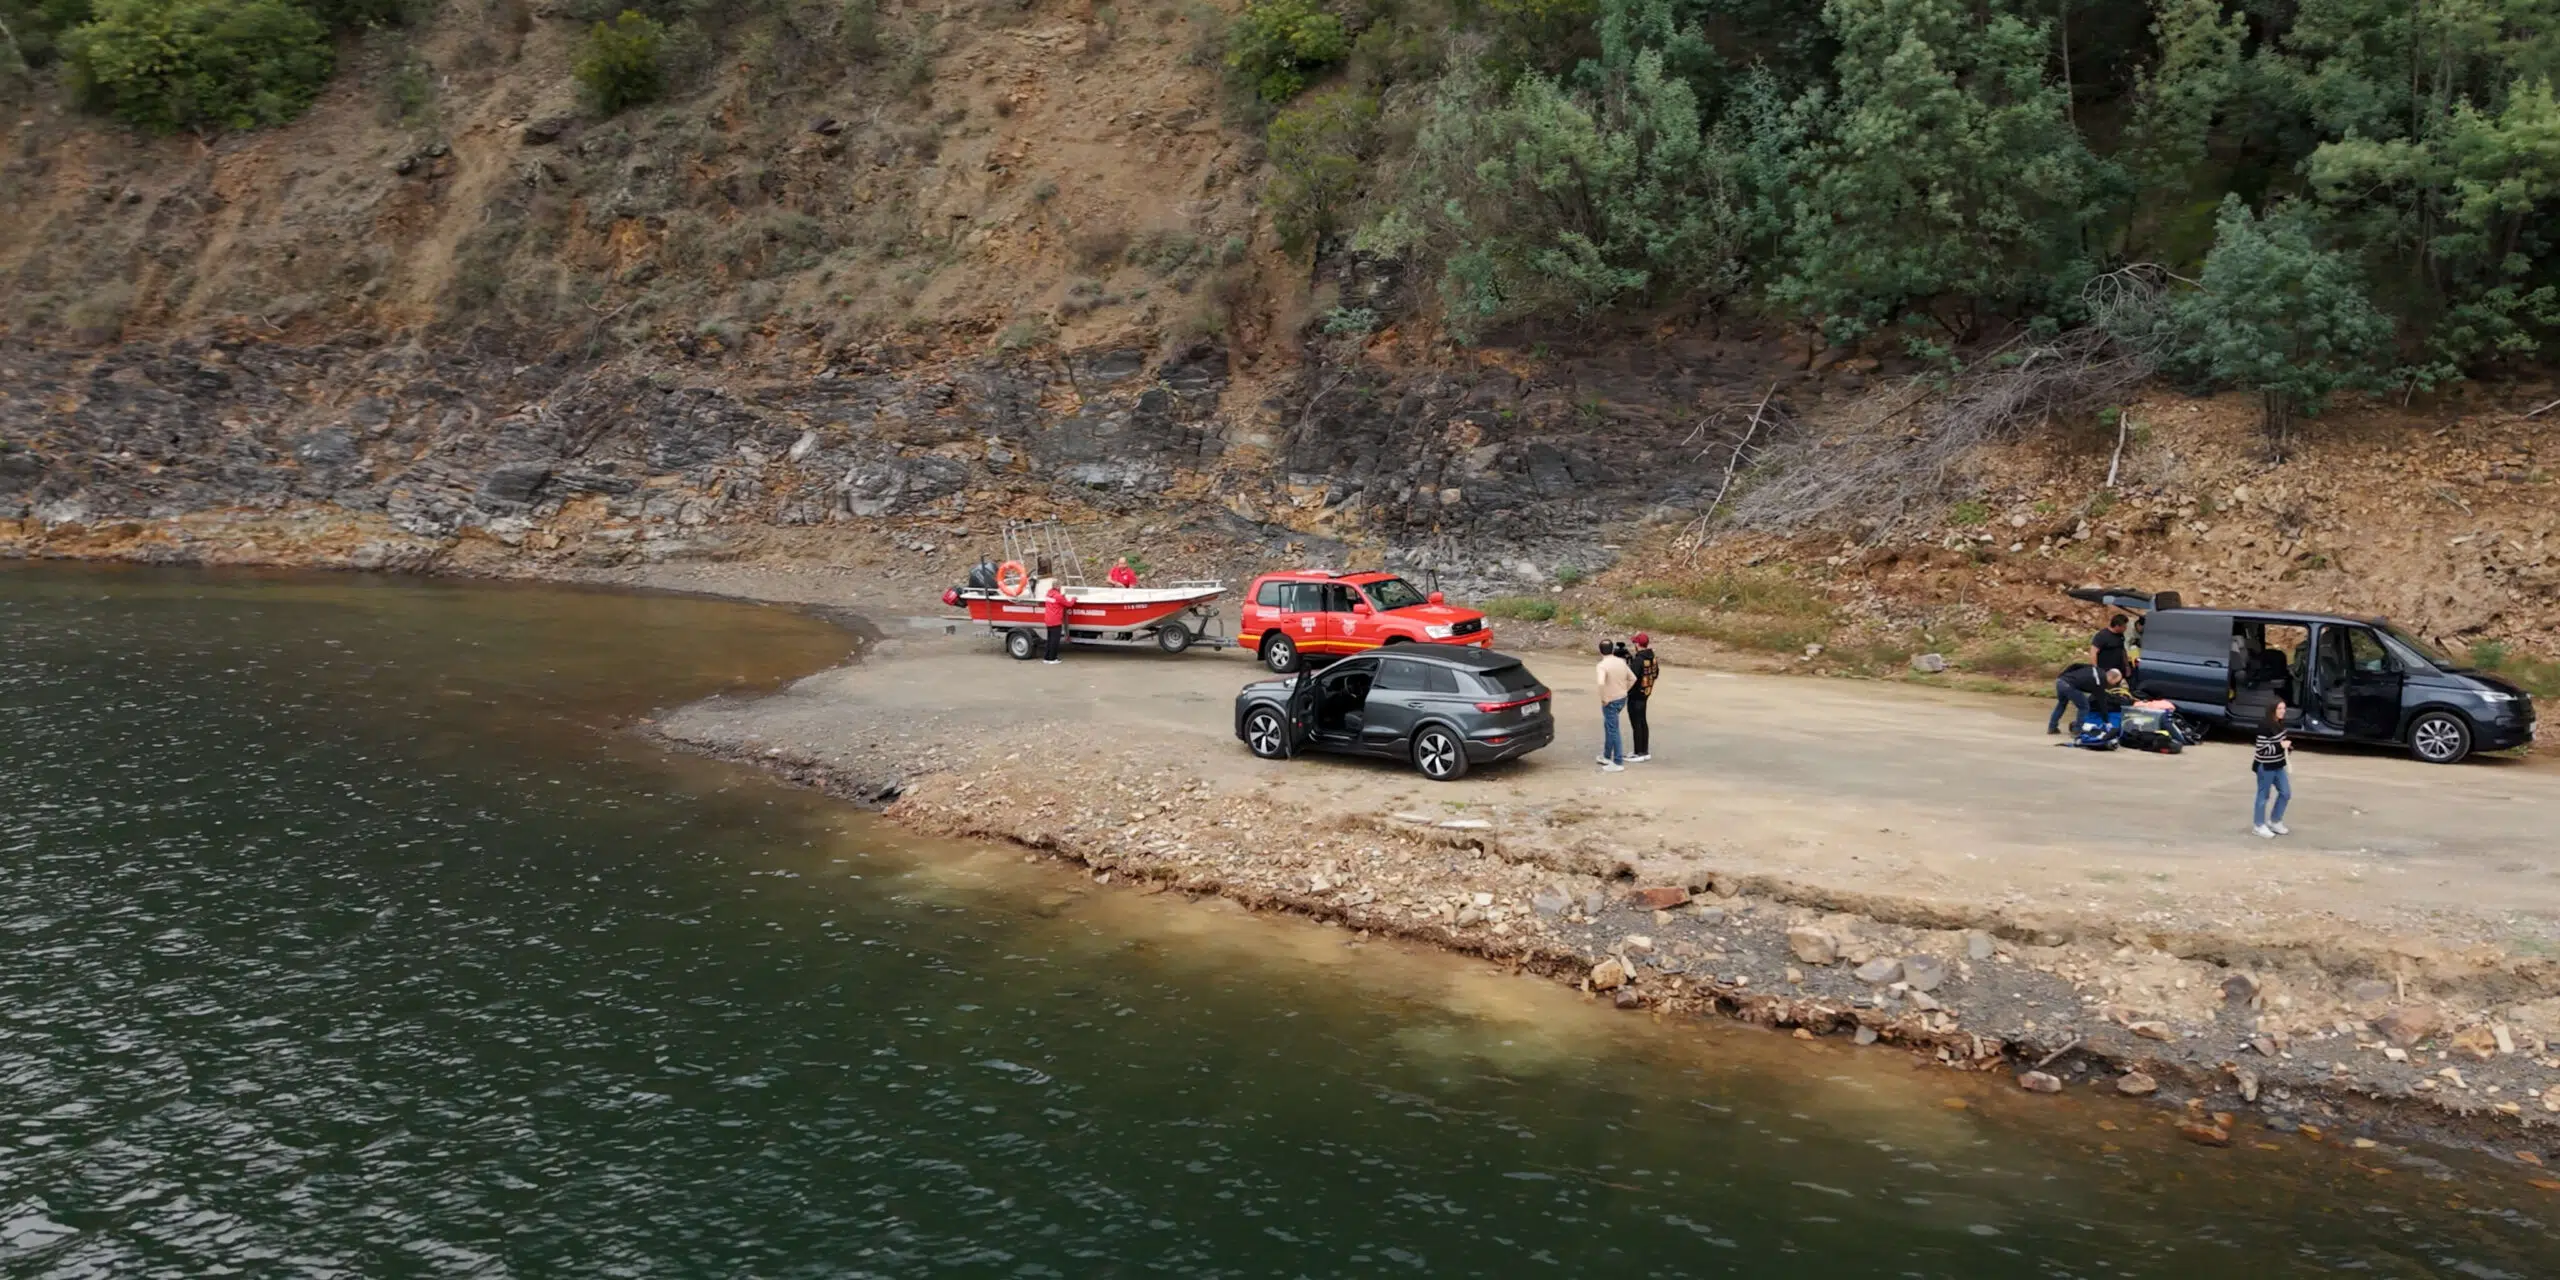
(0, 333), (1785, 590)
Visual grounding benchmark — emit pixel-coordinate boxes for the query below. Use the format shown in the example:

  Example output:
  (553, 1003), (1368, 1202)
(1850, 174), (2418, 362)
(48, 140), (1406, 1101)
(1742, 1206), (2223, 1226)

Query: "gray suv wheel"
(1245, 707), (1289, 759)
(1412, 725), (1469, 781)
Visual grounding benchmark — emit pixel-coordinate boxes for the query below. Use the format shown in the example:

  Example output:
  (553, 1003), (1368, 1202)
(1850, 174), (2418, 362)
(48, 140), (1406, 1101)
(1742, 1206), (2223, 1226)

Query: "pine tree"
(2168, 196), (2395, 457)
(1772, 0), (2110, 344)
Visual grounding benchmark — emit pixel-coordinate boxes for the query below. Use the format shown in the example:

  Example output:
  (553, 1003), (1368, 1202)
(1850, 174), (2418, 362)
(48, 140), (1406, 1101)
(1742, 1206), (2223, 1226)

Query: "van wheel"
(1004, 629), (1038, 661)
(1245, 707), (1290, 759)
(1412, 726), (1469, 781)
(2409, 711), (2472, 764)
(1262, 634), (1300, 673)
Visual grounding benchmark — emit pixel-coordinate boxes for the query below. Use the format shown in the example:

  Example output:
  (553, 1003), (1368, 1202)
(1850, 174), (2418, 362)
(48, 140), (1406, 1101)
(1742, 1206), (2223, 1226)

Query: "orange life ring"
(996, 561), (1030, 597)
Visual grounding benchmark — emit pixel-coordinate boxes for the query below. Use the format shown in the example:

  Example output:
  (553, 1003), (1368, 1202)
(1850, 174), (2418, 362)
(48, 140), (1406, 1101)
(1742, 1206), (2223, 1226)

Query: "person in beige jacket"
(1595, 640), (1636, 771)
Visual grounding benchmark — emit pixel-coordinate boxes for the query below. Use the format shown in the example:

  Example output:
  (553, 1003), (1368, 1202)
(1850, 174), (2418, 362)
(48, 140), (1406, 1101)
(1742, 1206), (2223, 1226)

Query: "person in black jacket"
(1623, 632), (1660, 762)
(2049, 663), (2100, 734)
(2088, 669), (2133, 719)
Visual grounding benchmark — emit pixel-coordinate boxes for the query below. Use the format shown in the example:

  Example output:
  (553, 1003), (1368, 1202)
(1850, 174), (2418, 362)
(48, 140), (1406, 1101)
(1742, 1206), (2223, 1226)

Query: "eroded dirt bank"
(651, 615), (2560, 1157)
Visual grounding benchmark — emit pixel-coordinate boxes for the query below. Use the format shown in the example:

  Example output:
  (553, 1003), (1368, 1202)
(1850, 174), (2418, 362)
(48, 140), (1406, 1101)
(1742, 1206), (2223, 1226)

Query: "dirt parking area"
(673, 624), (2560, 955)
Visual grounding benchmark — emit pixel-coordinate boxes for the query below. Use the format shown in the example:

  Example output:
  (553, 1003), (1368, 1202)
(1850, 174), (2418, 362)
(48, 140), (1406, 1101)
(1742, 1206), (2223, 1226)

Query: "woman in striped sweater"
(2251, 700), (2292, 838)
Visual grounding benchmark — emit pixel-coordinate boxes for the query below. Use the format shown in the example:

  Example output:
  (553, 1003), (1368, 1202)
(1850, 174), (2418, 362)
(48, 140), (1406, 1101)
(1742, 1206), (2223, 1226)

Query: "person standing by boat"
(1042, 583), (1069, 665)
(1108, 556), (1139, 587)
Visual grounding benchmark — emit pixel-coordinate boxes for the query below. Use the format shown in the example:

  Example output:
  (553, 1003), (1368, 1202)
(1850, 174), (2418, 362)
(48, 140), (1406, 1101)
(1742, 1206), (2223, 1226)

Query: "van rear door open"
(2131, 608), (2233, 711)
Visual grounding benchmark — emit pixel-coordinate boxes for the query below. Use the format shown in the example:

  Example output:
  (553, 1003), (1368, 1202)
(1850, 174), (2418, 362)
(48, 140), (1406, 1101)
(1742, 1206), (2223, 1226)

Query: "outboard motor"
(966, 558), (998, 592)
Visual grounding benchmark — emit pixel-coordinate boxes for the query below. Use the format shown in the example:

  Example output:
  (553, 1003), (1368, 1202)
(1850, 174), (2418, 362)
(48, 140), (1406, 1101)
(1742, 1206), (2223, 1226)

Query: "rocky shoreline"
(647, 643), (2560, 1168)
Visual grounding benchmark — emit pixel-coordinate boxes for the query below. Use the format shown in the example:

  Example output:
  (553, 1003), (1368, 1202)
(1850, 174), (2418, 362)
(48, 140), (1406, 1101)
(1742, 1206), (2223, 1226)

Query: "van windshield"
(2378, 623), (2457, 669)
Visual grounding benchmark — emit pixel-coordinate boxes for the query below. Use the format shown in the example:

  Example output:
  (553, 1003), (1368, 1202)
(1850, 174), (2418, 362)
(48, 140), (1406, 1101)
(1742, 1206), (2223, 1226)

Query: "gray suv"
(1233, 646), (1554, 780)
(2070, 587), (2536, 763)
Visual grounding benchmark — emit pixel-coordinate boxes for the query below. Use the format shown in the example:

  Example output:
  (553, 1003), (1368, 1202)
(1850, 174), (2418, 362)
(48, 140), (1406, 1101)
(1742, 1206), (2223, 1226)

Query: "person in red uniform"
(1042, 584), (1069, 664)
(1108, 557), (1138, 587)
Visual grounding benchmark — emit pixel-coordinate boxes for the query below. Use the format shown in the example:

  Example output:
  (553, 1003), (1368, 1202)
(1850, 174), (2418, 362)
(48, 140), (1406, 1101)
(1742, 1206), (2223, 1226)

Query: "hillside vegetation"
(8, 0), (2560, 398)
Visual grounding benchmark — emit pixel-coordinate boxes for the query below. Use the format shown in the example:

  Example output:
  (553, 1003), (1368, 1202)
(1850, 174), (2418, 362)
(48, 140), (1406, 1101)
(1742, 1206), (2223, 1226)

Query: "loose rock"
(1966, 930), (1996, 961)
(2372, 1005), (2443, 1049)
(1590, 958), (1628, 991)
(1532, 887), (1570, 916)
(1854, 958), (1904, 985)
(1630, 886), (1691, 910)
(2177, 1121), (2233, 1147)
(2117, 1071), (2159, 1096)
(2452, 1025), (2500, 1061)
(2129, 1021), (2174, 1041)
(2018, 1070), (2064, 1094)
(1901, 956), (1947, 992)
(1853, 1026), (1879, 1046)
(1786, 925), (1839, 966)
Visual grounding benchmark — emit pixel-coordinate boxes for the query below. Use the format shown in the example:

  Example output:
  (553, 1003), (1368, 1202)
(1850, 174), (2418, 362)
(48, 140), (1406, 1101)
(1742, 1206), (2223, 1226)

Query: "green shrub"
(1481, 596), (1558, 621)
(573, 10), (666, 116)
(3, 0), (98, 64)
(301, 0), (408, 29)
(838, 0), (879, 59)
(1947, 499), (1989, 527)
(1265, 87), (1375, 254)
(67, 0), (334, 133)
(1319, 305), (1377, 335)
(1225, 0), (1346, 104)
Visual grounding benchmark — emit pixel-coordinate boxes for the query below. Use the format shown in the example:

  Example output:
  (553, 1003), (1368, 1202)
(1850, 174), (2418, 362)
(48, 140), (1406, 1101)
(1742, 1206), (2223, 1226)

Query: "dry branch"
(1699, 272), (2175, 545)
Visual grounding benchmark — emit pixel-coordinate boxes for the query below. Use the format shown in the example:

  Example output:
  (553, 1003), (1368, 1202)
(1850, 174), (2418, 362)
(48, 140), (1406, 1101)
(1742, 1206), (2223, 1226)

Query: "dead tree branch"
(1697, 271), (2175, 545)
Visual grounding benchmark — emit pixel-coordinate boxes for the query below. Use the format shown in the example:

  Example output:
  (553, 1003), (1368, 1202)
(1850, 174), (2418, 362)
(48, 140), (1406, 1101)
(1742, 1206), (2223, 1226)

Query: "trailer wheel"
(1157, 621), (1193, 654)
(1004, 629), (1039, 661)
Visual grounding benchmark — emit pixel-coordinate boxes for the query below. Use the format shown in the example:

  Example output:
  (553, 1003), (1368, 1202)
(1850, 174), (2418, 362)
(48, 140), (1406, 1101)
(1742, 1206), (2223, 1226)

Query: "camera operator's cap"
(1632, 632), (1650, 646)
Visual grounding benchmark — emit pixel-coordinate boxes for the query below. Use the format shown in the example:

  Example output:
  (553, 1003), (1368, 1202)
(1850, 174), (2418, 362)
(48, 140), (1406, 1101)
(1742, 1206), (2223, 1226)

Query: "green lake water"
(1, 563), (2553, 1278)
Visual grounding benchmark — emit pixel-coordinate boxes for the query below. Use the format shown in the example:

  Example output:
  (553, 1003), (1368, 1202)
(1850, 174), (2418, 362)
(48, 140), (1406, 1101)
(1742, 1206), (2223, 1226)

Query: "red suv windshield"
(1360, 578), (1429, 610)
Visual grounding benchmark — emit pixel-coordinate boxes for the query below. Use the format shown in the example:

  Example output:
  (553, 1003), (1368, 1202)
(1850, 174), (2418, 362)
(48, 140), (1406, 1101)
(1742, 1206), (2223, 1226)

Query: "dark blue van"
(2069, 588), (2536, 764)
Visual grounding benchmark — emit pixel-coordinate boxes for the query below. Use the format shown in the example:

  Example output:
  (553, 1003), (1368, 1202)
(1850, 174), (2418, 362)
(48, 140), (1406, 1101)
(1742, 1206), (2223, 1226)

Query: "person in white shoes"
(2250, 699), (2292, 837)
(1595, 640), (1634, 772)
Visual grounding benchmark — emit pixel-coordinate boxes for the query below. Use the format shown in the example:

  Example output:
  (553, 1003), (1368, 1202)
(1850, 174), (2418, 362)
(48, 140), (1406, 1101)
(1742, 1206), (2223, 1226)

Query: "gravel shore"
(648, 603), (2560, 1160)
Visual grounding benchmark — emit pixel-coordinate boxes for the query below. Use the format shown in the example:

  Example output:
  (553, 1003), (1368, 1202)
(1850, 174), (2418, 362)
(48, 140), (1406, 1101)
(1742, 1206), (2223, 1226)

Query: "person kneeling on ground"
(2090, 668), (2132, 718)
(2251, 699), (2293, 838)
(2068, 669), (2133, 746)
(1595, 640), (1635, 772)
(2049, 663), (2100, 734)
(1108, 556), (1138, 587)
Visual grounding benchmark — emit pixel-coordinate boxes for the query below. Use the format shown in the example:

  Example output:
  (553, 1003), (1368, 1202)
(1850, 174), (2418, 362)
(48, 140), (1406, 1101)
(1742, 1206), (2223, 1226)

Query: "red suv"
(1240, 571), (1494, 673)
